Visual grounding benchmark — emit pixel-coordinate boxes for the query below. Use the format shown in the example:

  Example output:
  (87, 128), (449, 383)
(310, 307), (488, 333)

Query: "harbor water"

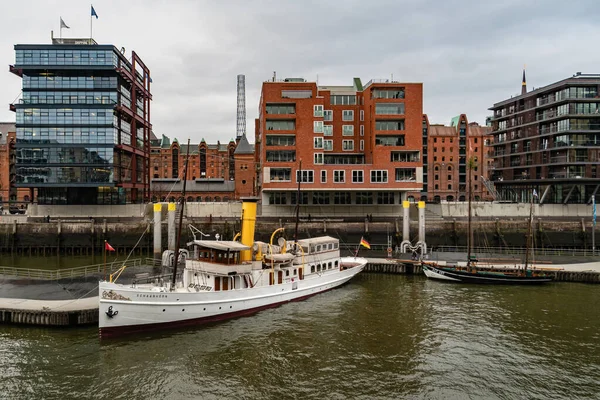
(0, 273), (599, 399)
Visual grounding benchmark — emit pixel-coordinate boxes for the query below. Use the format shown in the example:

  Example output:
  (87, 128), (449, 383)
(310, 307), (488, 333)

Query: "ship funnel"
(240, 197), (259, 262)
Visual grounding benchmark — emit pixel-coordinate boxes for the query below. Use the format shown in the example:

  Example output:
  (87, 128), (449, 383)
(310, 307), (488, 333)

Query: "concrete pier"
(0, 297), (97, 326)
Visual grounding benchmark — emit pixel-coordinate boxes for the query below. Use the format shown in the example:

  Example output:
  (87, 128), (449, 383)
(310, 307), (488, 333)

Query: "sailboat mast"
(524, 190), (535, 271)
(467, 158), (472, 268)
(293, 159), (302, 244)
(171, 138), (191, 290)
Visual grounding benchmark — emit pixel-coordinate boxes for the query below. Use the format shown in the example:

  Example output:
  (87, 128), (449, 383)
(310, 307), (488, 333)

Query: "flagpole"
(90, 6), (93, 43)
(60, 17), (62, 39)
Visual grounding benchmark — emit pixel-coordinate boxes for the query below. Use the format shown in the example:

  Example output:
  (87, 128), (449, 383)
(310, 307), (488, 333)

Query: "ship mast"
(467, 156), (473, 270)
(171, 138), (191, 291)
(524, 189), (535, 271)
(293, 159), (302, 245)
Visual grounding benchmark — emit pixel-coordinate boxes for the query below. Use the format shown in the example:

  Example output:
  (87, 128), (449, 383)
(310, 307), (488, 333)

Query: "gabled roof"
(234, 134), (253, 155)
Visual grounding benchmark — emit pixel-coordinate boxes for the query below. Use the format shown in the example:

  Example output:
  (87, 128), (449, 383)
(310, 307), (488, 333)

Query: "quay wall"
(0, 217), (596, 255)
(18, 202), (596, 220)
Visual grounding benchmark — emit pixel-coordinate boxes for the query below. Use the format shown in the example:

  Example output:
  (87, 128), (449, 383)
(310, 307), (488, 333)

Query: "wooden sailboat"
(422, 156), (554, 284)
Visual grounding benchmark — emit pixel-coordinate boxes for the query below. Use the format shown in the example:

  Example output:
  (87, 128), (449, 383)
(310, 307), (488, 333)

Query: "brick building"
(424, 115), (494, 202)
(256, 77), (423, 215)
(149, 133), (255, 202)
(489, 71), (600, 203)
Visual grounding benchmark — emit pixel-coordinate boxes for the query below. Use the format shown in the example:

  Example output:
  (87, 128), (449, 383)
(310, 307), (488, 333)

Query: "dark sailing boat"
(422, 156), (554, 284)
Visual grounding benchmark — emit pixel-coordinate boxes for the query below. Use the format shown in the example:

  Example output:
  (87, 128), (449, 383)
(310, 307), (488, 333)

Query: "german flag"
(360, 237), (371, 249)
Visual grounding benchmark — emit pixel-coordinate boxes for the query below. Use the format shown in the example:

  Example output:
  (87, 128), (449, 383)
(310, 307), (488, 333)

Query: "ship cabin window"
(293, 269), (297, 275)
(335, 260), (339, 268)
(328, 262), (332, 269)
(197, 248), (240, 265)
(286, 270), (290, 277)
(311, 265), (315, 273)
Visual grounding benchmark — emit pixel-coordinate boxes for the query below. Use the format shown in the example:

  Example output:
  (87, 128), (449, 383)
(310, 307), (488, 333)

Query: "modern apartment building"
(149, 133), (256, 202)
(489, 72), (600, 204)
(257, 77), (423, 215)
(424, 115), (494, 202)
(9, 37), (152, 205)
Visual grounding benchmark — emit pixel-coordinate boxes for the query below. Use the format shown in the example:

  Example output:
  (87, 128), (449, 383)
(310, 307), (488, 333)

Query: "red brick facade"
(149, 136), (256, 202)
(0, 123), (30, 208)
(257, 78), (423, 207)
(424, 114), (494, 202)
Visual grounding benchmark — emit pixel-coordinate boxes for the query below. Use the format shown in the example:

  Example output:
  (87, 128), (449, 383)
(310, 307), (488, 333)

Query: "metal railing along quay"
(0, 258), (160, 280)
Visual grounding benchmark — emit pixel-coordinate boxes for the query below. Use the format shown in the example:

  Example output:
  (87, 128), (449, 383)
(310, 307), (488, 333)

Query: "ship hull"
(422, 264), (553, 285)
(99, 259), (366, 339)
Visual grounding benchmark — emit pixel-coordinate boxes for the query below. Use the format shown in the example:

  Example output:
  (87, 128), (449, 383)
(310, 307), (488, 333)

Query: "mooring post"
(153, 203), (163, 261)
(168, 202), (176, 251)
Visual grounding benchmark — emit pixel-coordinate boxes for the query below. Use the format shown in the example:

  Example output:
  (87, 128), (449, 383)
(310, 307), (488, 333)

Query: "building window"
(342, 140), (354, 151)
(269, 192), (287, 204)
(330, 95), (356, 105)
(266, 135), (296, 146)
(265, 104), (295, 114)
(321, 170), (327, 183)
(373, 89), (405, 99)
(448, 174), (452, 180)
(395, 168), (416, 181)
(342, 125), (354, 136)
(270, 168), (291, 181)
(391, 151), (420, 162)
(370, 170), (388, 183)
(314, 121), (324, 133)
(334, 170), (345, 183)
(281, 90), (312, 99)
(314, 137), (323, 149)
(375, 120), (405, 130)
(313, 192), (330, 205)
(324, 110), (333, 121)
(314, 153), (324, 164)
(377, 192), (395, 204)
(375, 103), (405, 115)
(314, 105), (324, 117)
(266, 120), (295, 130)
(324, 139), (333, 151)
(296, 170), (314, 183)
(448, 184), (452, 190)
(291, 192), (309, 204)
(360, 125), (364, 136)
(342, 110), (354, 121)
(375, 135), (405, 146)
(356, 192), (373, 204)
(323, 125), (333, 136)
(352, 170), (364, 183)
(360, 110), (364, 121)
(334, 192), (351, 204)
(360, 140), (364, 151)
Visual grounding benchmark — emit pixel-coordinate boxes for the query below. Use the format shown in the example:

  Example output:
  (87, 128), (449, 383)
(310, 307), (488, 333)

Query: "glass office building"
(10, 38), (152, 204)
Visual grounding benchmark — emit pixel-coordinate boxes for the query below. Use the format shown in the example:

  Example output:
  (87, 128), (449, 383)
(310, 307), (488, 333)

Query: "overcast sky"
(1, 0), (599, 143)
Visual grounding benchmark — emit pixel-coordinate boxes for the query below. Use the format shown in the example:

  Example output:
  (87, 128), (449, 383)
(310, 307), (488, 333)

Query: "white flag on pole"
(60, 17), (70, 29)
(533, 189), (538, 198)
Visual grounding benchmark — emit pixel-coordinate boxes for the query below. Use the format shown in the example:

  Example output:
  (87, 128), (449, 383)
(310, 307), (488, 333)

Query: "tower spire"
(521, 65), (527, 95)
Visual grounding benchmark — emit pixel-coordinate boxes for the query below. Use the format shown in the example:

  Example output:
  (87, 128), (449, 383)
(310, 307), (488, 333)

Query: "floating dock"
(0, 296), (98, 326)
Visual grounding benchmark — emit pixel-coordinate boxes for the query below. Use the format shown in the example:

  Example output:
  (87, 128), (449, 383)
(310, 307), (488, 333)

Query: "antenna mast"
(236, 74), (246, 140)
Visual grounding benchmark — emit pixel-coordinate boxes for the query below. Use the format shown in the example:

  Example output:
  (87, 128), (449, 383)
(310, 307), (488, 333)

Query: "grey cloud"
(1, 0), (600, 142)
